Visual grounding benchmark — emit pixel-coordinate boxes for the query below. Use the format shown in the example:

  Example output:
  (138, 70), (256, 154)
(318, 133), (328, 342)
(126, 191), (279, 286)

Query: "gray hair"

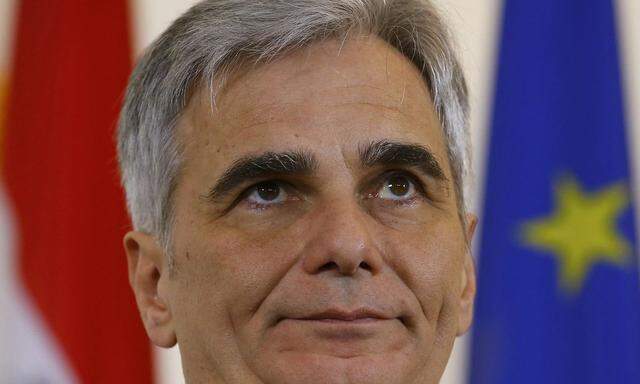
(117, 0), (470, 250)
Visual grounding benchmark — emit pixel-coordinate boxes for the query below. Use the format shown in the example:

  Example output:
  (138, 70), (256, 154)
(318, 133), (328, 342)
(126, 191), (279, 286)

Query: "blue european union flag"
(469, 1), (640, 383)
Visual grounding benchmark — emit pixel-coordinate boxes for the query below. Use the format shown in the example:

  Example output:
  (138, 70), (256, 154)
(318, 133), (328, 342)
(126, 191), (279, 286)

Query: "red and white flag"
(1, 1), (153, 382)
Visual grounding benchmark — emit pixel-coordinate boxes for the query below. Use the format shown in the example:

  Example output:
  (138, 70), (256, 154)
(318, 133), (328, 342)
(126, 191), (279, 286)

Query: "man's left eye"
(246, 181), (288, 206)
(377, 174), (418, 201)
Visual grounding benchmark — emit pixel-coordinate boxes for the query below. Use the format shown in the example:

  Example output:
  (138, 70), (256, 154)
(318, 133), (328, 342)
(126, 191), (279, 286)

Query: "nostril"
(359, 261), (372, 271)
(318, 261), (338, 272)
(315, 261), (374, 274)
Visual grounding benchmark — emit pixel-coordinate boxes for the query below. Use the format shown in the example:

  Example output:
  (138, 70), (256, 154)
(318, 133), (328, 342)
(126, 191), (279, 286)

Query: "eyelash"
(235, 171), (429, 211)
(245, 181), (293, 210)
(366, 171), (429, 205)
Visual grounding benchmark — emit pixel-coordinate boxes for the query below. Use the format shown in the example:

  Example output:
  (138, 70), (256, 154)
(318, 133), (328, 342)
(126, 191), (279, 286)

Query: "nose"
(301, 202), (383, 277)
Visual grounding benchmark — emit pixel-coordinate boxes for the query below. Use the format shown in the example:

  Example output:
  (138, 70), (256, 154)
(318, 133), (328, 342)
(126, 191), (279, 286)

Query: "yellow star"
(522, 177), (631, 294)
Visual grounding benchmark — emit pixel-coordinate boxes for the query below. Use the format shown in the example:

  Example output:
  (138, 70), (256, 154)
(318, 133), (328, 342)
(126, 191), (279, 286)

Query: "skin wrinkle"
(198, 257), (261, 384)
(377, 218), (454, 329)
(390, 257), (434, 329)
(225, 300), (259, 384)
(127, 36), (476, 384)
(222, 83), (410, 138)
(246, 238), (305, 329)
(334, 100), (405, 116)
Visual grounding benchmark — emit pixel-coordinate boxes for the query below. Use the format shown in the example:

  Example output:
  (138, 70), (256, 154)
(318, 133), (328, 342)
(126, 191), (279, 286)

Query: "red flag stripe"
(3, 1), (152, 383)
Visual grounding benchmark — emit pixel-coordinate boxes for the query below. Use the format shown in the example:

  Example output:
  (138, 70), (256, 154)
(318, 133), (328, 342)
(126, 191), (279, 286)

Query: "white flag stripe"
(0, 186), (78, 383)
(615, 0), (640, 277)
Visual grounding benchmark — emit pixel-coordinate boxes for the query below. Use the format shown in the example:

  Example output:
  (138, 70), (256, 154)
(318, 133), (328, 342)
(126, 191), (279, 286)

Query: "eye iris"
(256, 182), (281, 201)
(387, 176), (410, 197)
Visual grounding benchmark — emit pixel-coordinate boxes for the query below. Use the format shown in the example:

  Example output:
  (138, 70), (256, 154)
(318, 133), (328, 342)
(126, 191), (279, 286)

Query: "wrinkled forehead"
(177, 35), (448, 172)
(219, 37), (429, 106)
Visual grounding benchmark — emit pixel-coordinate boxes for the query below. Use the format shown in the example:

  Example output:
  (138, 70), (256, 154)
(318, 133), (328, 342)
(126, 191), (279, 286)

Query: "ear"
(457, 213), (478, 336)
(124, 231), (177, 348)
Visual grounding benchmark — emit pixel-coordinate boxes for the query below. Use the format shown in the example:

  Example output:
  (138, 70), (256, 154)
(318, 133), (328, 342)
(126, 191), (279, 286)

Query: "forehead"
(179, 35), (448, 171)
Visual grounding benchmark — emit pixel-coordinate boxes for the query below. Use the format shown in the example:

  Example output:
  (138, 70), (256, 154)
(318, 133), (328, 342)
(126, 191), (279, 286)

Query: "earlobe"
(457, 213), (478, 336)
(124, 231), (177, 348)
(457, 253), (477, 335)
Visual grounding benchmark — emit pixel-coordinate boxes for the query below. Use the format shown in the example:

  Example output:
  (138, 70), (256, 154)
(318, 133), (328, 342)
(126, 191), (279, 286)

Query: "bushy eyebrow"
(205, 150), (318, 201)
(205, 140), (446, 203)
(358, 140), (447, 181)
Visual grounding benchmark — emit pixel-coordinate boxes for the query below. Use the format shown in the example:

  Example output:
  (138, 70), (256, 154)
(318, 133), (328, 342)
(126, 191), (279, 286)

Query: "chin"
(253, 350), (428, 384)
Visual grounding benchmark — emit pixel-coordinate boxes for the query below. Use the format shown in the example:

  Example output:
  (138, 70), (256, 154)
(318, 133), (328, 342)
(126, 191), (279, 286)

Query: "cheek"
(170, 222), (306, 337)
(380, 220), (465, 329)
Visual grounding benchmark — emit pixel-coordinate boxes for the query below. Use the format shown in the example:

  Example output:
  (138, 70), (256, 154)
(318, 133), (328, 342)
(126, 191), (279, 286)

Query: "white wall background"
(1, 0), (638, 383)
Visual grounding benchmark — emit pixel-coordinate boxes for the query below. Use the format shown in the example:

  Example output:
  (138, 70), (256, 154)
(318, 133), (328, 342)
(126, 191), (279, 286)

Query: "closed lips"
(300, 309), (390, 321)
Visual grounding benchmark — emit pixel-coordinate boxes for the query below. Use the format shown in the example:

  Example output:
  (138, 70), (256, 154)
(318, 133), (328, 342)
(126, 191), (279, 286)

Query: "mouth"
(277, 307), (404, 325)
(272, 307), (406, 343)
(299, 308), (391, 322)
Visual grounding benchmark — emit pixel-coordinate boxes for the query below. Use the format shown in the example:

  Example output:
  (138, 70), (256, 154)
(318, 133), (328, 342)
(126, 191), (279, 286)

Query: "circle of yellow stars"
(522, 176), (631, 294)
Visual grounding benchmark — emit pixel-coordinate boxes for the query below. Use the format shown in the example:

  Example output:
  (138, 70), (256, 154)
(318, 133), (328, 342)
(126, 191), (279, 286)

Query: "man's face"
(128, 36), (476, 384)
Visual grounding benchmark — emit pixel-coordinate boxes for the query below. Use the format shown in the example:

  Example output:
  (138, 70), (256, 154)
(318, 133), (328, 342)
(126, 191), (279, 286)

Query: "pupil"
(388, 176), (409, 196)
(257, 182), (280, 201)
